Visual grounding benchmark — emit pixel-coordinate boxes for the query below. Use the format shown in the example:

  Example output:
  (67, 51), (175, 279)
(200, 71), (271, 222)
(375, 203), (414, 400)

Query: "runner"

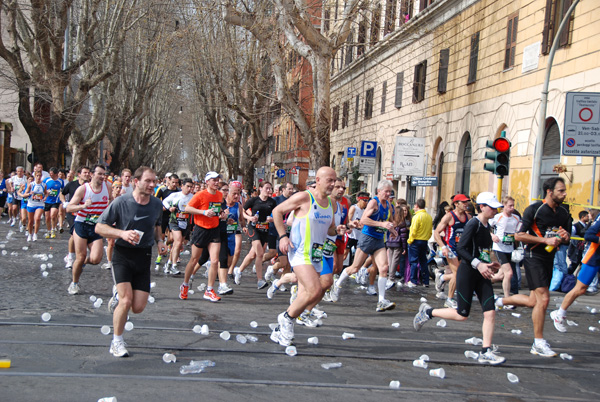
(95, 166), (167, 357)
(550, 209), (600, 332)
(331, 178), (350, 275)
(330, 180), (398, 312)
(154, 173), (180, 270)
(66, 165), (113, 295)
(494, 177), (571, 357)
(413, 192), (506, 365)
(101, 180), (124, 270)
(43, 167), (64, 239)
(270, 166), (344, 346)
(433, 194), (472, 308)
(227, 180), (246, 281)
(120, 169), (134, 196)
(345, 192), (369, 268)
(178, 171), (224, 302)
(161, 178), (193, 275)
(7, 166), (27, 228)
(56, 169), (69, 233)
(20, 171), (46, 241)
(61, 166), (91, 269)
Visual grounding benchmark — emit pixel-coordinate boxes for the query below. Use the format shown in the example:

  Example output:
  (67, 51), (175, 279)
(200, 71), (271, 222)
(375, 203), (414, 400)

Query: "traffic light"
(484, 130), (511, 177)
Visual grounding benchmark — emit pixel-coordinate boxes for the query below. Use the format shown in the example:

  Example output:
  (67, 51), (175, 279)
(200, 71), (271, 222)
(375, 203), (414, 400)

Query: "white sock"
(378, 277), (387, 302)
(336, 269), (350, 287)
(113, 334), (123, 342)
(69, 252), (75, 260)
(557, 308), (567, 317)
(534, 338), (545, 347)
(495, 297), (504, 307)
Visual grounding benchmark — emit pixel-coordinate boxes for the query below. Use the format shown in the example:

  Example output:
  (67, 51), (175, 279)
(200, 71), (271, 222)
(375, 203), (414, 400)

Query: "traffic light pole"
(497, 176), (503, 203)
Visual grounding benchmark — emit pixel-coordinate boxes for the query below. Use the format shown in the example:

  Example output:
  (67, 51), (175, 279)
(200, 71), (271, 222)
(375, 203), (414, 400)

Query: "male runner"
(62, 166), (91, 269)
(7, 166), (27, 227)
(161, 177), (192, 275)
(43, 167), (64, 239)
(120, 169), (134, 195)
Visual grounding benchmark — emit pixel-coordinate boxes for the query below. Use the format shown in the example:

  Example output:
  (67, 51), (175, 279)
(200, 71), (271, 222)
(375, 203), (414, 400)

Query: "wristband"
(278, 233), (289, 240)
(471, 258), (482, 269)
(202, 210), (207, 216)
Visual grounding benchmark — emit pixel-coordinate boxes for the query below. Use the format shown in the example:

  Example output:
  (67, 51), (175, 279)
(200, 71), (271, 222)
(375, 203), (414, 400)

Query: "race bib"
(209, 202), (221, 214)
(177, 220), (188, 230)
(85, 214), (99, 224)
(311, 243), (323, 263)
(502, 233), (515, 245)
(479, 248), (491, 263)
(322, 239), (337, 258)
(33, 193), (44, 201)
(455, 228), (464, 243)
(49, 189), (59, 197)
(227, 223), (238, 233)
(256, 222), (269, 231)
(176, 212), (189, 220)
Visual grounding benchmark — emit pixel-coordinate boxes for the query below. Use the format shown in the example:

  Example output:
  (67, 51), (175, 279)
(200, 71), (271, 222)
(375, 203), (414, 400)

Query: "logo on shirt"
(133, 215), (149, 221)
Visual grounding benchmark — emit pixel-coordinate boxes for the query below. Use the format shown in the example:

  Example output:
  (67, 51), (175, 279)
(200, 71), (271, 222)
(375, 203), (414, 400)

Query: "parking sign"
(360, 141), (377, 158)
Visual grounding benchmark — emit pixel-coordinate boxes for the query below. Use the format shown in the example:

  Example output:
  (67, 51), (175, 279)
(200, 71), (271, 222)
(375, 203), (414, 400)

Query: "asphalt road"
(1, 221), (600, 401)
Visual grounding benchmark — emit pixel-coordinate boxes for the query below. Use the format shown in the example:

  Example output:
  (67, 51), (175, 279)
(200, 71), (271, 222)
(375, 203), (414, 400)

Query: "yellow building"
(330, 0), (600, 216)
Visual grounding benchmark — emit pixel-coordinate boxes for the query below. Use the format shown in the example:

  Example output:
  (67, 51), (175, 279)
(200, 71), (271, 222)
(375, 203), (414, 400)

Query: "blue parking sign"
(360, 141), (377, 158)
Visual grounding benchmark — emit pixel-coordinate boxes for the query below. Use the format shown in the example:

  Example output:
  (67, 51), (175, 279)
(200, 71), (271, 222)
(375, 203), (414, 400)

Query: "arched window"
(456, 132), (472, 195)
(538, 118), (561, 197)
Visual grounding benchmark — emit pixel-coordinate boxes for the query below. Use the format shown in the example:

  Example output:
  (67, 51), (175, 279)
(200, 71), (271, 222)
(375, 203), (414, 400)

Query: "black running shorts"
(112, 245), (152, 292)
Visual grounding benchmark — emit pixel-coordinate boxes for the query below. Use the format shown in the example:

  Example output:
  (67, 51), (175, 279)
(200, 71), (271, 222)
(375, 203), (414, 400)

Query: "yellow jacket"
(407, 209), (432, 244)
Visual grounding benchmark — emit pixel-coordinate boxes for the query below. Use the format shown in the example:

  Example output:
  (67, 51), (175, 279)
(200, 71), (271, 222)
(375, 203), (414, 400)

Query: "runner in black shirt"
(413, 192), (505, 365)
(495, 177), (571, 358)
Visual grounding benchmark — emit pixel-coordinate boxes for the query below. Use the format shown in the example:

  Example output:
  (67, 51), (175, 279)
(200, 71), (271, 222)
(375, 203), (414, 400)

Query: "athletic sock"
(534, 338), (545, 347)
(113, 334), (123, 342)
(495, 297), (504, 307)
(425, 308), (434, 319)
(284, 311), (296, 320)
(557, 308), (567, 317)
(182, 282), (189, 287)
(336, 269), (350, 287)
(377, 277), (387, 301)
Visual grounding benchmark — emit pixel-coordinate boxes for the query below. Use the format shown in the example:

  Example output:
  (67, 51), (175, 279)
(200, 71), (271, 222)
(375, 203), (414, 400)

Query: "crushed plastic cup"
(197, 283), (206, 292)
(124, 321), (134, 331)
(97, 397), (117, 402)
(392, 322), (400, 328)
(90, 295), (97, 302)
(321, 362), (342, 369)
(150, 282), (156, 288)
(100, 325), (111, 335)
(40, 264), (47, 271)
(591, 308), (598, 314)
(419, 354), (430, 361)
(48, 254), (53, 259)
(269, 323), (278, 331)
(162, 353), (176, 363)
(250, 321), (258, 328)
(465, 337), (483, 345)
(285, 345), (297, 356)
(1, 250), (6, 256)
(93, 299), (102, 309)
(342, 332), (355, 340)
(511, 312), (521, 318)
(589, 326), (599, 332)
(567, 320), (578, 326)
(179, 360), (215, 375)
(41, 312), (51, 322)
(245, 334), (258, 342)
(220, 331), (230, 340)
(47, 263), (52, 268)
(236, 334), (247, 344)
(200, 325), (209, 335)
(147, 295), (155, 304)
(389, 380), (401, 389)
(560, 353), (573, 360)
(420, 297), (428, 303)
(188, 289), (195, 295)
(412, 359), (428, 369)
(464, 350), (479, 359)
(22, 246), (28, 251)
(507, 373), (519, 383)
(429, 368), (445, 379)
(436, 319), (447, 327)
(42, 271), (48, 278)
(192, 325), (202, 334)
(511, 329), (522, 335)
(307, 336), (319, 345)
(133, 229), (144, 245)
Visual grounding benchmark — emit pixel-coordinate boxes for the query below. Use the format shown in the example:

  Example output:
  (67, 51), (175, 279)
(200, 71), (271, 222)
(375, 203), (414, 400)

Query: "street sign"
(346, 147), (357, 158)
(411, 176), (438, 187)
(563, 92), (600, 156)
(308, 169), (316, 177)
(392, 137), (425, 176)
(359, 157), (376, 174)
(256, 167), (265, 179)
(276, 169), (286, 178)
(289, 167), (297, 175)
(360, 141), (377, 158)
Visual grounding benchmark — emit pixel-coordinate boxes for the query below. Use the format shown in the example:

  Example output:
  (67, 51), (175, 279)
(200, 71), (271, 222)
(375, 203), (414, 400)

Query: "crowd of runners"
(1, 164), (598, 364)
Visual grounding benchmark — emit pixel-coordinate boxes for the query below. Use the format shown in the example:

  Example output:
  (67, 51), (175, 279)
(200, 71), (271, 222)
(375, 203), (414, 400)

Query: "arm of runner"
(162, 192), (176, 211)
(66, 185), (91, 213)
(360, 199), (393, 231)
(273, 191), (309, 254)
(95, 222), (140, 245)
(154, 220), (167, 255)
(433, 213), (453, 257)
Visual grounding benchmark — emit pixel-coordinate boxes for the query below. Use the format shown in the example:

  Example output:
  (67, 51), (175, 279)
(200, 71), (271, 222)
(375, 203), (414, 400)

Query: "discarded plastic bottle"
(413, 359), (428, 369)
(507, 373), (519, 383)
(559, 353), (573, 360)
(179, 360), (215, 375)
(464, 350), (478, 359)
(321, 362), (342, 370)
(420, 297), (428, 303)
(97, 397), (117, 402)
(389, 380), (401, 389)
(429, 368), (445, 379)
(591, 308), (598, 314)
(197, 284), (206, 292)
(236, 334), (247, 344)
(42, 271), (49, 278)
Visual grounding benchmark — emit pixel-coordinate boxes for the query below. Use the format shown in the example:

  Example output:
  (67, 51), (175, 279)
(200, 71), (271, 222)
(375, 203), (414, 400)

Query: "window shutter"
(395, 72), (404, 108)
(381, 81), (387, 114)
(420, 60), (427, 101)
(541, 0), (553, 54)
(559, 0), (573, 47)
(354, 95), (360, 124)
(438, 48), (449, 93)
(467, 32), (479, 84)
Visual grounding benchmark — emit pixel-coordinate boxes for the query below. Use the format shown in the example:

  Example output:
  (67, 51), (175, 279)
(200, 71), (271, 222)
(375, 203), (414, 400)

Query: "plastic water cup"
(1, 250), (6, 256)
(147, 295), (155, 304)
(188, 290), (195, 295)
(47, 263), (52, 268)
(100, 325), (111, 335)
(589, 326), (598, 332)
(48, 254), (53, 259)
(250, 321), (258, 328)
(41, 312), (51, 322)
(464, 350), (479, 359)
(200, 325), (209, 335)
(465, 337), (483, 345)
(236, 334), (247, 344)
(391, 322), (400, 328)
(97, 397), (117, 402)
(342, 332), (355, 340)
(150, 282), (156, 288)
(429, 368), (445, 379)
(124, 321), (134, 331)
(192, 325), (202, 334)
(220, 331), (230, 340)
(419, 354), (430, 361)
(285, 346), (297, 356)
(559, 353), (573, 360)
(133, 229), (144, 245)
(507, 373), (519, 383)
(511, 329), (522, 334)
(420, 297), (427, 303)
(40, 264), (47, 270)
(197, 284), (206, 292)
(413, 359), (428, 369)
(321, 362), (342, 369)
(22, 246), (28, 251)
(389, 380), (401, 389)
(93, 300), (102, 309)
(591, 308), (598, 314)
(42, 271), (49, 278)
(162, 353), (176, 363)
(90, 295), (97, 302)
(511, 312), (521, 318)
(436, 319), (447, 327)
(307, 336), (319, 345)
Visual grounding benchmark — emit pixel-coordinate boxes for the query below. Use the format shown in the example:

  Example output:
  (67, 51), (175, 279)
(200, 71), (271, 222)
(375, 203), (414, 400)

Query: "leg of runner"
(330, 248), (369, 302)
(70, 232), (89, 294)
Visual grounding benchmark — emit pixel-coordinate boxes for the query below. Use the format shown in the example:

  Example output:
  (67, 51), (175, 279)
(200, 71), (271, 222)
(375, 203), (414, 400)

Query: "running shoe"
(376, 299), (396, 312)
(59, 227), (64, 233)
(108, 289), (119, 313)
(110, 340), (129, 357)
(289, 285), (298, 305)
(435, 270), (445, 292)
(50, 231), (56, 239)
(67, 282), (81, 295)
(322, 290), (333, 302)
(179, 283), (189, 300)
(296, 311), (319, 327)
(10, 219), (15, 227)
(478, 350), (506, 365)
(168, 265), (180, 275)
(279, 284), (287, 292)
(276, 312), (294, 346)
(267, 280), (279, 299)
(32, 233), (37, 241)
(257, 279), (268, 290)
(27, 234), (32, 242)
(233, 267), (242, 285)
(530, 340), (557, 357)
(385, 280), (396, 290)
(550, 310), (567, 333)
(155, 255), (162, 265)
(265, 266), (275, 282)
(413, 303), (431, 331)
(330, 283), (341, 302)
(218, 283), (234, 295)
(101, 262), (113, 270)
(19, 225), (24, 233)
(65, 255), (73, 269)
(163, 262), (172, 274)
(203, 288), (221, 302)
(444, 298), (458, 309)
(406, 281), (417, 288)
(366, 285), (377, 295)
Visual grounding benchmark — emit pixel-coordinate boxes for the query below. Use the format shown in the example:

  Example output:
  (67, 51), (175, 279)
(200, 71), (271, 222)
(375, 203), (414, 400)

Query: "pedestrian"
(95, 166), (167, 357)
(567, 210), (590, 274)
(407, 198), (433, 287)
(494, 177), (571, 357)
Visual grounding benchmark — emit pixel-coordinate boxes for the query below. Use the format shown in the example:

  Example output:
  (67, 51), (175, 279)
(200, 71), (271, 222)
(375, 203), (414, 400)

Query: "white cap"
(475, 192), (503, 208)
(165, 172), (173, 178)
(204, 171), (220, 182)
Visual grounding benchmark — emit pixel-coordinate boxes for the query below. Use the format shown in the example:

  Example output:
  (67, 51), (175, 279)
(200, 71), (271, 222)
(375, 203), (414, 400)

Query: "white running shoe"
(218, 283), (234, 295)
(406, 281), (417, 288)
(385, 279), (396, 291)
(444, 298), (458, 309)
(478, 350), (506, 365)
(277, 312), (294, 345)
(32, 233), (37, 241)
(265, 265), (275, 282)
(330, 283), (341, 302)
(530, 340), (557, 357)
(366, 285), (377, 295)
(267, 280), (279, 299)
(376, 299), (396, 312)
(550, 310), (567, 333)
(101, 262), (113, 270)
(435, 270), (445, 292)
(27, 234), (32, 242)
(65, 255), (73, 269)
(67, 282), (80, 295)
(110, 340), (129, 357)
(233, 267), (242, 285)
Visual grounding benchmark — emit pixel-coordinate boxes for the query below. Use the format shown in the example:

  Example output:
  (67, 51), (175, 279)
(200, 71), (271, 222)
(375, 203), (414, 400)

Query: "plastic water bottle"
(147, 295), (155, 304)
(90, 295), (97, 302)
(245, 335), (258, 342)
(321, 362), (342, 369)
(465, 337), (483, 345)
(589, 326), (599, 332)
(511, 312), (521, 318)
(42, 271), (49, 278)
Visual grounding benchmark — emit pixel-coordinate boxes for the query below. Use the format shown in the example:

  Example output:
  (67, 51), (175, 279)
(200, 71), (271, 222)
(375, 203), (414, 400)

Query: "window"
(467, 32), (479, 84)
(395, 72), (404, 108)
(457, 133), (472, 195)
(400, 0), (411, 24)
(323, 8), (330, 32)
(342, 101), (350, 128)
(357, 19), (367, 57)
(381, 81), (387, 114)
(438, 48), (449, 93)
(413, 60), (427, 103)
(370, 5), (382, 46)
(542, 0), (573, 54)
(504, 13), (518, 69)
(345, 29), (354, 66)
(332, 106), (339, 131)
(419, 0), (434, 13)
(354, 95), (360, 124)
(365, 88), (374, 119)
(384, 0), (397, 35)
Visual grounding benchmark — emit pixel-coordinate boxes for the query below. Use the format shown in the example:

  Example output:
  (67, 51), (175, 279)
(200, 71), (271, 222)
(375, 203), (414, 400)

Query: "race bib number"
(502, 233), (515, 245)
(209, 202), (221, 214)
(227, 222), (238, 233)
(33, 193), (44, 201)
(311, 243), (323, 263)
(322, 239), (337, 258)
(256, 222), (269, 231)
(177, 220), (188, 230)
(455, 228), (464, 243)
(479, 248), (492, 263)
(85, 214), (99, 224)
(49, 189), (59, 197)
(176, 212), (189, 220)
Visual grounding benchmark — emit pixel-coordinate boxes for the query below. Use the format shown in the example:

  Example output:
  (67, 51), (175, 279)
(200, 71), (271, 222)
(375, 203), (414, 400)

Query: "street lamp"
(398, 128), (417, 134)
